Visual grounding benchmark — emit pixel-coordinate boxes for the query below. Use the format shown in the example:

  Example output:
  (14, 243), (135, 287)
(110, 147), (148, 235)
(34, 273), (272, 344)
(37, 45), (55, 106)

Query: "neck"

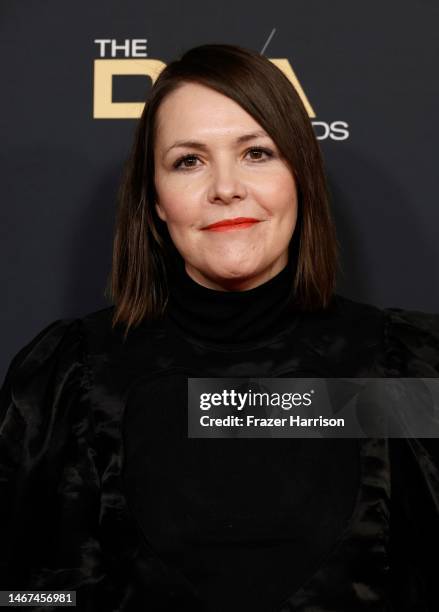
(164, 244), (300, 347)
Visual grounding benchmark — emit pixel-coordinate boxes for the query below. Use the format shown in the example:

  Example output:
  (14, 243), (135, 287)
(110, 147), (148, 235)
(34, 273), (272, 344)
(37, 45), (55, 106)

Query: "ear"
(155, 201), (167, 222)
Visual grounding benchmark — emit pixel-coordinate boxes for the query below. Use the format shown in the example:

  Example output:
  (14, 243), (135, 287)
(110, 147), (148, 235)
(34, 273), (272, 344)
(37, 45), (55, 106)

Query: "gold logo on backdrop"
(93, 59), (166, 119)
(93, 58), (316, 119)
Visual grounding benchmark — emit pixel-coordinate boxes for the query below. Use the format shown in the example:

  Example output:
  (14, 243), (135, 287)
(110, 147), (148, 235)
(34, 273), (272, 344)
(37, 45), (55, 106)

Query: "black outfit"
(1, 253), (439, 611)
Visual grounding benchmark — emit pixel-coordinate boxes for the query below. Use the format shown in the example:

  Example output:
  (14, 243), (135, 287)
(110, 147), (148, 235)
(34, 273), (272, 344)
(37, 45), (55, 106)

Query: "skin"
(153, 82), (298, 291)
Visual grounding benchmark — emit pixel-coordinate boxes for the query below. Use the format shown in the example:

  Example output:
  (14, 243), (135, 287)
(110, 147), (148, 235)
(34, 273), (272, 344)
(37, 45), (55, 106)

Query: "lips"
(202, 217), (260, 231)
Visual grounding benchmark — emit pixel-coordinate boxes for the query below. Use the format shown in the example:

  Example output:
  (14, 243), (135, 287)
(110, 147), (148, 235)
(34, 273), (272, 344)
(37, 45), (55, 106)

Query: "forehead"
(155, 82), (264, 144)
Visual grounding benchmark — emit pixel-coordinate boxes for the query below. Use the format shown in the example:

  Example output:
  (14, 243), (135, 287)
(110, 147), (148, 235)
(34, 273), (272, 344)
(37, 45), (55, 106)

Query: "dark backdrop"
(1, 0), (438, 380)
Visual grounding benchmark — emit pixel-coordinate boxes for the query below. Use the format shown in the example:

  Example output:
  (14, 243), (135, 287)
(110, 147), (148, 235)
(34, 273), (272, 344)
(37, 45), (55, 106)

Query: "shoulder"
(382, 304), (439, 341)
(330, 294), (439, 376)
(2, 317), (82, 389)
(6, 306), (116, 367)
(317, 295), (438, 376)
(11, 305), (126, 363)
(1, 306), (117, 398)
(306, 293), (384, 350)
(380, 305), (439, 376)
(329, 293), (384, 331)
(1, 305), (166, 413)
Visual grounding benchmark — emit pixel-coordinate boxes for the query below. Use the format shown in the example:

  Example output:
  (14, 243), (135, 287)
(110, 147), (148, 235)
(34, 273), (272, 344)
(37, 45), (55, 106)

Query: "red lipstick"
(202, 217), (260, 232)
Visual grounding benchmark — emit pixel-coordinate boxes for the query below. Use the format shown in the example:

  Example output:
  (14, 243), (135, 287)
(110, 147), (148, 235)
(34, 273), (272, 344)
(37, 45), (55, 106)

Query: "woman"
(1, 43), (438, 611)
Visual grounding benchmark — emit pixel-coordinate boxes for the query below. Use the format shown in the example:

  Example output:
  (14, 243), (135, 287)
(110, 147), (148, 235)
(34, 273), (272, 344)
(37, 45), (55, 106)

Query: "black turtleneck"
(122, 245), (361, 612)
(164, 242), (300, 348)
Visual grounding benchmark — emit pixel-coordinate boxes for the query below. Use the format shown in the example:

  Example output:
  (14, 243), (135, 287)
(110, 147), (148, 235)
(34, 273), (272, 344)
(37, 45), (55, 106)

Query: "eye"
(173, 154), (200, 170)
(245, 146), (274, 161)
(172, 146), (275, 171)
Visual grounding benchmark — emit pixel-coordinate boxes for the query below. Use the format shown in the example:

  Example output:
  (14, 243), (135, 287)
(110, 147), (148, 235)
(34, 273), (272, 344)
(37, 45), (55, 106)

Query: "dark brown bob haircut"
(107, 43), (339, 336)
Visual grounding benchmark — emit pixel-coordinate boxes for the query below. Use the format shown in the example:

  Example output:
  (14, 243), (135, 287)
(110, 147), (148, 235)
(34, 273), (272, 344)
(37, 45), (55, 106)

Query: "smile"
(202, 218), (261, 232)
(205, 221), (260, 232)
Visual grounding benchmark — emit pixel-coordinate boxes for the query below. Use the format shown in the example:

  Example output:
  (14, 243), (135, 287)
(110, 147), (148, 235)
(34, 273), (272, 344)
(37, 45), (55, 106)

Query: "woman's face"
(153, 82), (298, 290)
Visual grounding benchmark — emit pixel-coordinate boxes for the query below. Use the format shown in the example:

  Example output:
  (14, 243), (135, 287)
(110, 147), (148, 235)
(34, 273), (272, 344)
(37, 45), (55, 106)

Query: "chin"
(210, 261), (259, 279)
(207, 264), (264, 289)
(210, 250), (261, 273)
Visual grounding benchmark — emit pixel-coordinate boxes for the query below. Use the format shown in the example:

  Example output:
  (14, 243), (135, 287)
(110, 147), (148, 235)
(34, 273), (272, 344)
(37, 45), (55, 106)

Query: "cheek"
(155, 172), (203, 229)
(264, 173), (298, 217)
(155, 179), (189, 224)
(158, 195), (199, 230)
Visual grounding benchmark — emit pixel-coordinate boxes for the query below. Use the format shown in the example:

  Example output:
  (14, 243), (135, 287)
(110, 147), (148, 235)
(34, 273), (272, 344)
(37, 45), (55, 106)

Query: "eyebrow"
(163, 130), (270, 157)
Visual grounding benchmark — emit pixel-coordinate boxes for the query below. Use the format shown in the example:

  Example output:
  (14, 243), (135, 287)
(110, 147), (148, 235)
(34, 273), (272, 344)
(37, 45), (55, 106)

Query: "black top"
(123, 253), (359, 611)
(1, 263), (439, 611)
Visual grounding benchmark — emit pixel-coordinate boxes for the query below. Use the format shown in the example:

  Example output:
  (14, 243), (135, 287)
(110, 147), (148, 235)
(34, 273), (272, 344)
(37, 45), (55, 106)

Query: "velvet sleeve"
(382, 307), (439, 610)
(382, 307), (439, 377)
(0, 319), (104, 601)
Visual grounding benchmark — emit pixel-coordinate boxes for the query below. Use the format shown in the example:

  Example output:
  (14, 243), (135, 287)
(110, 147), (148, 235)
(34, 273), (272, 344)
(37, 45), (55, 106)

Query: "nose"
(207, 159), (247, 205)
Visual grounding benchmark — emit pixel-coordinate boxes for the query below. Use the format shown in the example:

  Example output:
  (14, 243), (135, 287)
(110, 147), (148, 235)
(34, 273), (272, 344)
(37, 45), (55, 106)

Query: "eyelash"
(172, 147), (275, 171)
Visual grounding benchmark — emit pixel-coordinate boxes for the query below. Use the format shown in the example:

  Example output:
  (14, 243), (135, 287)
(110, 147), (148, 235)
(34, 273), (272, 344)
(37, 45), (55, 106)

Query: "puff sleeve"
(0, 319), (104, 600)
(382, 307), (439, 610)
(382, 307), (439, 377)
